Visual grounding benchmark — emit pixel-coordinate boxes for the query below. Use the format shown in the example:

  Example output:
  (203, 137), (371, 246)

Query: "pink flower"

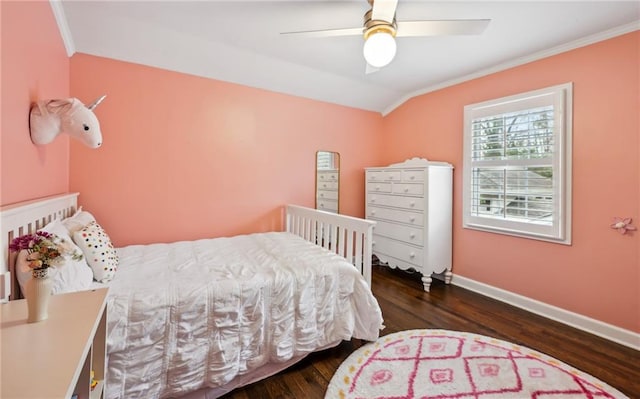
(9, 232), (83, 270)
(610, 217), (637, 234)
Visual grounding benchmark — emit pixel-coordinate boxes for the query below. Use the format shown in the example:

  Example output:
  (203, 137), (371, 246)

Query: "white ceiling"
(55, 1), (639, 115)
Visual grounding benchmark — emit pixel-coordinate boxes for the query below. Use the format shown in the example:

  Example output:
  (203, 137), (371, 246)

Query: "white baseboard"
(450, 274), (640, 351)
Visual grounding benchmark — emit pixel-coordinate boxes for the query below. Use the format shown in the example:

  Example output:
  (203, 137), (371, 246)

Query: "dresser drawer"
(367, 206), (423, 226)
(367, 182), (392, 193)
(372, 220), (424, 246)
(402, 169), (424, 182)
(372, 235), (423, 266)
(317, 198), (338, 212)
(318, 181), (338, 190)
(367, 170), (401, 182)
(317, 190), (338, 200)
(367, 193), (424, 211)
(317, 172), (338, 181)
(392, 183), (424, 196)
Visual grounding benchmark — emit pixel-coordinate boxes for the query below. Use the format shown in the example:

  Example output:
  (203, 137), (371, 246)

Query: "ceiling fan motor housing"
(363, 9), (397, 39)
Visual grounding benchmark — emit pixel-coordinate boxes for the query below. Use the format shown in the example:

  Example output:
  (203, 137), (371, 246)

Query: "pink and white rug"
(326, 329), (628, 399)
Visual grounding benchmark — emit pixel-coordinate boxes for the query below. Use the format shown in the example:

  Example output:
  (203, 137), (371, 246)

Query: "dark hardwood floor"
(221, 265), (640, 398)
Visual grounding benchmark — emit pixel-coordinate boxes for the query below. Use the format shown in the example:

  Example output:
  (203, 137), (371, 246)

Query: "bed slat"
(1, 193), (79, 301)
(285, 205), (376, 287)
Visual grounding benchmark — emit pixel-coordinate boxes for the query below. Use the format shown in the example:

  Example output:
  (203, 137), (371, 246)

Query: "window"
(462, 83), (572, 244)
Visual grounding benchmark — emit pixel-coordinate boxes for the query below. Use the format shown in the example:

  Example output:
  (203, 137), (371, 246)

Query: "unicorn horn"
(87, 95), (107, 110)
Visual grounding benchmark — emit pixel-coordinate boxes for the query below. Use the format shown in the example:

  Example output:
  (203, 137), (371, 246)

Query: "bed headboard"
(285, 205), (376, 286)
(0, 193), (79, 301)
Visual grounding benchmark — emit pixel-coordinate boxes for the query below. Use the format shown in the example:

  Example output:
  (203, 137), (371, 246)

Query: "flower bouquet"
(9, 230), (84, 322)
(9, 231), (83, 277)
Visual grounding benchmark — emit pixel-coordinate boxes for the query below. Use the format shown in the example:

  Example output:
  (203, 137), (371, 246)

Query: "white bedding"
(105, 232), (383, 399)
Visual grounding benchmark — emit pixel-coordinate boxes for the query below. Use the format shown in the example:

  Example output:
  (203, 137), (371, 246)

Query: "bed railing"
(0, 193), (79, 301)
(285, 205), (376, 287)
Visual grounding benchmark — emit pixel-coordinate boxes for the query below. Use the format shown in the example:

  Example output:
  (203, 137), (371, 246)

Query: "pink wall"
(382, 32), (639, 332)
(1, 0), (634, 340)
(0, 1), (70, 205)
(69, 54), (383, 246)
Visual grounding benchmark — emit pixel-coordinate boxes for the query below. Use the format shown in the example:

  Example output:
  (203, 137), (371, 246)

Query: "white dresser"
(316, 169), (339, 213)
(365, 158), (453, 292)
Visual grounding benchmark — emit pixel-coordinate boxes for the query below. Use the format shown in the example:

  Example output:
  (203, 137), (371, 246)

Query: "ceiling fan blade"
(365, 63), (381, 74)
(396, 19), (490, 37)
(280, 27), (362, 38)
(371, 0), (398, 23)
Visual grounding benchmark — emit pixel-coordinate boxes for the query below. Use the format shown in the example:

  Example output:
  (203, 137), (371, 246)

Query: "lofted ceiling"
(54, 1), (639, 115)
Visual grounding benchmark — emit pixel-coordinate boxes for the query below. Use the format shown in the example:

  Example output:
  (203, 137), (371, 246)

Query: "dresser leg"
(421, 275), (432, 292)
(444, 270), (453, 284)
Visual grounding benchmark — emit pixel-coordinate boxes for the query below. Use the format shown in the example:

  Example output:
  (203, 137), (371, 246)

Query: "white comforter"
(105, 232), (383, 399)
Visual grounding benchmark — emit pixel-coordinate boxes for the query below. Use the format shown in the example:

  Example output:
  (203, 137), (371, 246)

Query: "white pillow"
(16, 220), (94, 296)
(73, 221), (118, 283)
(62, 207), (97, 235)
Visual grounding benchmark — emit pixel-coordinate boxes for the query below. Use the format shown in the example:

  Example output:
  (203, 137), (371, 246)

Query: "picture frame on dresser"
(365, 158), (453, 292)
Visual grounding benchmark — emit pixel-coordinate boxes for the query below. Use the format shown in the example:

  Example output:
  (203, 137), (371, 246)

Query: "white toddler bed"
(0, 193), (383, 399)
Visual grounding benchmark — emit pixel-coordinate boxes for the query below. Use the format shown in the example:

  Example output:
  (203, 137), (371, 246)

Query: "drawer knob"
(410, 175), (415, 180)
(320, 204), (324, 208)
(371, 198), (376, 202)
(409, 252), (416, 258)
(376, 185), (380, 191)
(371, 210), (376, 215)
(410, 233), (416, 239)
(410, 216), (415, 222)
(404, 187), (409, 192)
(410, 201), (415, 207)
(372, 241), (376, 246)
(320, 193), (324, 197)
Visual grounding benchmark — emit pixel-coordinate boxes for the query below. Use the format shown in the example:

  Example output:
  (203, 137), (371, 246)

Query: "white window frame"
(462, 83), (572, 244)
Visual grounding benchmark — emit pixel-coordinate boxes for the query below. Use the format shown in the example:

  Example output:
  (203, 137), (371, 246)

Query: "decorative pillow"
(62, 207), (97, 235)
(73, 221), (118, 283)
(15, 220), (94, 296)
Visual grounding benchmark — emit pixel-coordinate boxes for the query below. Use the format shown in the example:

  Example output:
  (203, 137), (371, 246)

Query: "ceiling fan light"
(363, 31), (396, 68)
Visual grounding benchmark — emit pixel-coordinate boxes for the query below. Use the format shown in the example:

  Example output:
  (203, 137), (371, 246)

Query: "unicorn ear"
(45, 98), (74, 115)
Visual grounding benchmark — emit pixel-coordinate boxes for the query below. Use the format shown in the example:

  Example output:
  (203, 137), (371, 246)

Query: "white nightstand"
(1, 288), (108, 399)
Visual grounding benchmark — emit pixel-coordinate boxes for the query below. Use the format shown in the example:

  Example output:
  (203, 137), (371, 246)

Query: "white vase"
(24, 268), (53, 323)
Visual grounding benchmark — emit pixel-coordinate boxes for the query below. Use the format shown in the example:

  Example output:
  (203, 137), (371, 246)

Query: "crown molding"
(49, 0), (75, 57)
(382, 20), (640, 116)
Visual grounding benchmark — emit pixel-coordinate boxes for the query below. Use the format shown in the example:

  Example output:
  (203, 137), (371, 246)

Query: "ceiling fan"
(281, 0), (490, 72)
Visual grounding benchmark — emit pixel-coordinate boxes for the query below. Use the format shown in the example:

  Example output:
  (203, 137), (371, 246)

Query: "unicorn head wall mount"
(29, 95), (106, 149)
